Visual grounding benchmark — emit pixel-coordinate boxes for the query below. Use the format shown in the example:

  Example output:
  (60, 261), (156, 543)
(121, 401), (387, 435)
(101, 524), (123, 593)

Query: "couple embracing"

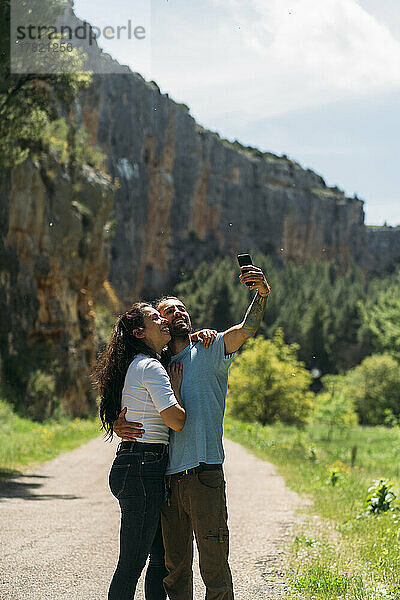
(94, 262), (270, 600)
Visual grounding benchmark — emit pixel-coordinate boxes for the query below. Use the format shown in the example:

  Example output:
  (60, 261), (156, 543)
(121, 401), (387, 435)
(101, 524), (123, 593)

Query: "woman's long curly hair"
(93, 302), (158, 438)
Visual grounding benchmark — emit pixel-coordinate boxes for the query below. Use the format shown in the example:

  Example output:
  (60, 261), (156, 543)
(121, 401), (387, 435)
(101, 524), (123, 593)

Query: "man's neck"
(168, 335), (191, 356)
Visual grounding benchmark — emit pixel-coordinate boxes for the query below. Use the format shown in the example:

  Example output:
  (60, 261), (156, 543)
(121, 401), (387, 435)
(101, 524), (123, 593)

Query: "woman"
(94, 301), (186, 600)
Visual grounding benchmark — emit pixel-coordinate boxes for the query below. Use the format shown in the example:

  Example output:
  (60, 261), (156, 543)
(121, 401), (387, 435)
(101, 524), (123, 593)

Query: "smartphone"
(237, 253), (253, 267)
(237, 253), (254, 287)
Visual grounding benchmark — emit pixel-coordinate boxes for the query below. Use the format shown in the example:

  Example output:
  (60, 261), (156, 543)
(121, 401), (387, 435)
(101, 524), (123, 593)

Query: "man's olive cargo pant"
(161, 466), (234, 600)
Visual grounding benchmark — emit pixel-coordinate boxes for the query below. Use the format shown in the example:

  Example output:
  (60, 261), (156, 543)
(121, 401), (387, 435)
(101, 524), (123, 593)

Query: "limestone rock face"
(0, 156), (113, 416)
(2, 4), (400, 418)
(81, 73), (400, 304)
(363, 226), (400, 273)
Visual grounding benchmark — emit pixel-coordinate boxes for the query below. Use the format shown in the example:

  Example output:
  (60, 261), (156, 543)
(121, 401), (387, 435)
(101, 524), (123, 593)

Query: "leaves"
(227, 333), (314, 426)
(0, 0), (92, 169)
(364, 479), (397, 515)
(174, 257), (400, 378)
(343, 354), (400, 426)
(313, 390), (358, 440)
(360, 273), (400, 363)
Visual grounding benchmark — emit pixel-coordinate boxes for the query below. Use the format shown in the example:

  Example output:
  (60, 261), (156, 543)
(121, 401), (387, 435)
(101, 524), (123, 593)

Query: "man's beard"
(169, 319), (192, 338)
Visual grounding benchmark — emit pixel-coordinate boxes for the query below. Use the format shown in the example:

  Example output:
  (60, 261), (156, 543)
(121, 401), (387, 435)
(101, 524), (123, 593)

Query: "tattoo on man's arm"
(242, 293), (268, 336)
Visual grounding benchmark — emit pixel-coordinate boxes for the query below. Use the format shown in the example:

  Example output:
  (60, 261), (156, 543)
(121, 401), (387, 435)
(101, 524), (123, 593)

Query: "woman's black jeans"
(108, 442), (168, 600)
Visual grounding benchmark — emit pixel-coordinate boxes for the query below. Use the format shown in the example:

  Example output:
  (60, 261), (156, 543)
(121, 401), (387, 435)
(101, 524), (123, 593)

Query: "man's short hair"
(154, 296), (183, 310)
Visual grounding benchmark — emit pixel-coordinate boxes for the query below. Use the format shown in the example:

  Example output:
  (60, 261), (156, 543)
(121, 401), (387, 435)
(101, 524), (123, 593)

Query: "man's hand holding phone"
(237, 254), (271, 297)
(240, 266), (270, 296)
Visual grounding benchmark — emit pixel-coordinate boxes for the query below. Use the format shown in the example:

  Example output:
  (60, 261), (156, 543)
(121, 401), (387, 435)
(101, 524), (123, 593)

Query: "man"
(114, 264), (270, 600)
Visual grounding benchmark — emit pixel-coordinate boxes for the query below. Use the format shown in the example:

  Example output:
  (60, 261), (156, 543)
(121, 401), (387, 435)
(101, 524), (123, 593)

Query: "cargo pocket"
(197, 469), (224, 489)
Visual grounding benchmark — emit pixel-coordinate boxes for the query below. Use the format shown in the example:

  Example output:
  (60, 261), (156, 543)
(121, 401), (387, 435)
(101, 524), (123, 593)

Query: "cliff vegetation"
(1, 0), (399, 421)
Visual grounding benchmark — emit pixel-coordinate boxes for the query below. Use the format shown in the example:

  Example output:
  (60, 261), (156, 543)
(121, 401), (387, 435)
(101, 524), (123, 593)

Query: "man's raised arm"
(223, 265), (271, 355)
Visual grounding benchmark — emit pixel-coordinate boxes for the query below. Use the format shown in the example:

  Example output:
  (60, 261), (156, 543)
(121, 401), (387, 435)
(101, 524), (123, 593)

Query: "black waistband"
(171, 463), (223, 477)
(117, 441), (168, 453)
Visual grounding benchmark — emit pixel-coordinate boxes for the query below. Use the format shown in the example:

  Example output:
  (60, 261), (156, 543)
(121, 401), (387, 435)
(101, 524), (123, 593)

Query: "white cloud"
(145, 0), (400, 124)
(72, 0), (400, 225)
(75, 0), (400, 122)
(275, 0), (396, 83)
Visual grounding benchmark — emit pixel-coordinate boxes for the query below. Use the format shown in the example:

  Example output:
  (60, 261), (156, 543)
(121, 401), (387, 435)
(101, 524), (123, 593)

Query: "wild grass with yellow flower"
(224, 416), (400, 599)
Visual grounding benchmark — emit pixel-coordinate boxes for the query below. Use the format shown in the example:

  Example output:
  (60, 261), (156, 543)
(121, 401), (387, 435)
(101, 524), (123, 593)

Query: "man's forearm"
(223, 287), (269, 354)
(242, 292), (268, 337)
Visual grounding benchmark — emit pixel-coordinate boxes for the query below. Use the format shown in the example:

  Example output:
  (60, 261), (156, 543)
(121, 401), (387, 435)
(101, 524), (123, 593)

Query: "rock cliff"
(80, 70), (400, 303)
(363, 226), (400, 274)
(2, 3), (400, 416)
(0, 156), (113, 416)
(38, 3), (400, 302)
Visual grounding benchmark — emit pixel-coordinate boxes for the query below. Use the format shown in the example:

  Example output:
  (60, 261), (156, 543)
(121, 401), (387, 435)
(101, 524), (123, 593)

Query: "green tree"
(26, 369), (59, 421)
(312, 390), (357, 440)
(174, 257), (397, 378)
(300, 296), (333, 375)
(360, 273), (400, 362)
(227, 330), (314, 426)
(340, 354), (400, 425)
(0, 0), (91, 169)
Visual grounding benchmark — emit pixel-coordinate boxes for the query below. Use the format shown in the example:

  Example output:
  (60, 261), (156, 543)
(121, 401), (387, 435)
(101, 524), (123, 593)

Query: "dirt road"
(0, 436), (299, 599)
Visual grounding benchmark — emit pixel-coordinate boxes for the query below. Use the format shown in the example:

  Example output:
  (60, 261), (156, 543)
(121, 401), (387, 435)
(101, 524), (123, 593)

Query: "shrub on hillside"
(343, 354), (400, 425)
(323, 354), (400, 426)
(312, 390), (358, 440)
(360, 273), (400, 362)
(173, 256), (389, 377)
(94, 305), (116, 345)
(26, 370), (59, 421)
(227, 330), (313, 426)
(0, 397), (15, 423)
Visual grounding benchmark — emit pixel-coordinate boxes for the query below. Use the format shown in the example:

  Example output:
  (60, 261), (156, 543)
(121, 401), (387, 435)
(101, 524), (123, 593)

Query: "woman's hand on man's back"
(167, 362), (183, 396)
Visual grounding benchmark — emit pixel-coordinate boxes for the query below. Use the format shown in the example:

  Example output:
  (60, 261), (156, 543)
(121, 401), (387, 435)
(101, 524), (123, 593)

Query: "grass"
(0, 398), (101, 477)
(224, 416), (400, 599)
(292, 564), (353, 596)
(3, 391), (400, 597)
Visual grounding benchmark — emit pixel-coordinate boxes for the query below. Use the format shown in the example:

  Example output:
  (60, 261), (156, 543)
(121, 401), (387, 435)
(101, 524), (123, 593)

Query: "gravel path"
(0, 436), (299, 599)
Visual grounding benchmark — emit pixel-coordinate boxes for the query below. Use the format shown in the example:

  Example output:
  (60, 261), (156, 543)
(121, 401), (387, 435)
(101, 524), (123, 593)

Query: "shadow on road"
(0, 473), (81, 501)
(0, 468), (23, 479)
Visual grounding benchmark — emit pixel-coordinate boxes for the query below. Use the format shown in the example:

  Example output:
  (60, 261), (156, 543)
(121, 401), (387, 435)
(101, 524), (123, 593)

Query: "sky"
(72, 0), (400, 226)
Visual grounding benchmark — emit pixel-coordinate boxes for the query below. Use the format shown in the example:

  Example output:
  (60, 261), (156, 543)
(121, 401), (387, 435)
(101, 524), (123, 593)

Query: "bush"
(364, 479), (397, 515)
(360, 272), (400, 362)
(0, 397), (15, 423)
(173, 256), (389, 378)
(26, 369), (60, 421)
(227, 330), (313, 426)
(94, 305), (116, 345)
(342, 354), (400, 425)
(312, 390), (358, 440)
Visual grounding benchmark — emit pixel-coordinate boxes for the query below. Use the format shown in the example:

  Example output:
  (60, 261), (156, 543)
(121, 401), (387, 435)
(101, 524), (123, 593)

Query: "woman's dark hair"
(93, 301), (158, 438)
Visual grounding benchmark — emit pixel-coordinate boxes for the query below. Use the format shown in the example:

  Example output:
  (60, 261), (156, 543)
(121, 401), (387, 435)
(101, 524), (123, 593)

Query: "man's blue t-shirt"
(166, 332), (235, 475)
